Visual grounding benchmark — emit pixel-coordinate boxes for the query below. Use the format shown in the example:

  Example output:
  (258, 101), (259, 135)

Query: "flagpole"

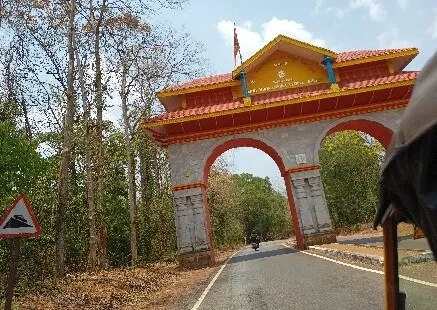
(238, 49), (243, 66)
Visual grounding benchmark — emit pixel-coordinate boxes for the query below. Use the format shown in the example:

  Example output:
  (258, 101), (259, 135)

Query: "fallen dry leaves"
(14, 248), (240, 310)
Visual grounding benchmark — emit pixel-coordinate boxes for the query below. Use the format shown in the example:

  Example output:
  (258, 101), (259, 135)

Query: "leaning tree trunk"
(56, 0), (76, 279)
(120, 61), (138, 266)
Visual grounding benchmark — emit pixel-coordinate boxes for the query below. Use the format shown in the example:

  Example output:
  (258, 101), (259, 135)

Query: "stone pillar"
(289, 165), (336, 247)
(173, 185), (213, 268)
(308, 175), (333, 233)
(291, 178), (318, 236)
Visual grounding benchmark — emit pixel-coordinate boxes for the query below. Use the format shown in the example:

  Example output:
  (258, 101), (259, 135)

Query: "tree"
(208, 167), (242, 248)
(319, 131), (385, 228)
(0, 0), (79, 277)
(0, 0), (209, 293)
(0, 121), (43, 204)
(207, 156), (292, 249)
(55, 0), (77, 278)
(234, 173), (291, 241)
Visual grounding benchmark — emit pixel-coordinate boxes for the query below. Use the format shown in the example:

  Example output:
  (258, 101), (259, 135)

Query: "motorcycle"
(252, 242), (259, 251)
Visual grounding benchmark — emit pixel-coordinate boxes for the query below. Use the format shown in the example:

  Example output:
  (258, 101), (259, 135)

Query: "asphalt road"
(191, 241), (437, 310)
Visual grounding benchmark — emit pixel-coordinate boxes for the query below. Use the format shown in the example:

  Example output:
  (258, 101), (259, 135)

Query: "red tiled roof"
(160, 48), (416, 94)
(164, 73), (232, 92)
(146, 71), (418, 124)
(336, 48), (417, 63)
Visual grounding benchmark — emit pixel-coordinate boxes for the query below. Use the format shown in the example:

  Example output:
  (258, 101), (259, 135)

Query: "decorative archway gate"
(143, 35), (419, 268)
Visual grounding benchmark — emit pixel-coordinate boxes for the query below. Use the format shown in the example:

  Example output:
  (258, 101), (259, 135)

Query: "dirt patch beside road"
(336, 222), (414, 238)
(13, 247), (241, 310)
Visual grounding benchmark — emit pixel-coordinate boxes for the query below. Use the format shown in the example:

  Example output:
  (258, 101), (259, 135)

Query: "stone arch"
(201, 137), (304, 250)
(313, 117), (394, 163)
(203, 138), (287, 184)
(200, 134), (291, 184)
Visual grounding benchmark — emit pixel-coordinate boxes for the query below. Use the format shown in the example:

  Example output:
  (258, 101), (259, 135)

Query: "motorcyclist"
(250, 230), (260, 245)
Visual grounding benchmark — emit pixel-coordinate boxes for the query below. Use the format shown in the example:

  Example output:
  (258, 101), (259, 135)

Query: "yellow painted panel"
(246, 50), (329, 95)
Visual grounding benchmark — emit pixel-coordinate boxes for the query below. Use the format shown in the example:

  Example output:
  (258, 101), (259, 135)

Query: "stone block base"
(303, 231), (337, 247)
(178, 250), (213, 269)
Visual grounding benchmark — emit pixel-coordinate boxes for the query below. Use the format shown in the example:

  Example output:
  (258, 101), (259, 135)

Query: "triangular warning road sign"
(0, 194), (42, 238)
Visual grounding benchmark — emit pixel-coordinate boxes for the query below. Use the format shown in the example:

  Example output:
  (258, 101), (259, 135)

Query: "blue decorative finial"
(323, 55), (339, 91)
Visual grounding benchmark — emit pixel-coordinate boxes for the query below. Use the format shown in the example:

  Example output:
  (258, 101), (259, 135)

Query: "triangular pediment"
(244, 50), (331, 95)
(233, 35), (336, 78)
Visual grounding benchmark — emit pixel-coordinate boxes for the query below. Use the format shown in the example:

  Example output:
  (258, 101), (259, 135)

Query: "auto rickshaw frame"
(381, 204), (407, 310)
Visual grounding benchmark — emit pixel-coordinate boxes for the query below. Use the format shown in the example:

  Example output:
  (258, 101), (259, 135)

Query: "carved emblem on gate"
(246, 50), (329, 95)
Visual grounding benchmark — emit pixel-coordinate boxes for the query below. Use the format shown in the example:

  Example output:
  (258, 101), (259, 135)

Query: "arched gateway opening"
(203, 138), (304, 255)
(143, 34), (418, 268)
(314, 119), (394, 162)
(316, 120), (393, 230)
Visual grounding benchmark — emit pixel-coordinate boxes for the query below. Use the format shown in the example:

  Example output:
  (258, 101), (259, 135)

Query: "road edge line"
(191, 249), (242, 310)
(283, 244), (437, 288)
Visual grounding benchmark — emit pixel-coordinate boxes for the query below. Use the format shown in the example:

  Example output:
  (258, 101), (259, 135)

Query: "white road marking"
(191, 249), (241, 310)
(282, 243), (437, 288)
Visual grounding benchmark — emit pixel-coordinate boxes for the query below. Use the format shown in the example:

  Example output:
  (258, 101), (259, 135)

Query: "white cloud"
(377, 27), (413, 48)
(397, 0), (409, 9)
(216, 17), (326, 62)
(350, 0), (386, 21)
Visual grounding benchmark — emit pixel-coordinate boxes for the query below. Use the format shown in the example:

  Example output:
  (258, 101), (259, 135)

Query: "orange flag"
(233, 24), (240, 67)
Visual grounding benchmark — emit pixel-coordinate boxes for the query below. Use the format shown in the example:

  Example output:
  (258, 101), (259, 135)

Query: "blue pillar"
(239, 70), (251, 106)
(323, 55), (336, 84)
(240, 70), (249, 98)
(323, 55), (339, 91)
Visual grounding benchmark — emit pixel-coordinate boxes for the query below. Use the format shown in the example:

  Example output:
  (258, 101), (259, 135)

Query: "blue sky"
(150, 0), (437, 191)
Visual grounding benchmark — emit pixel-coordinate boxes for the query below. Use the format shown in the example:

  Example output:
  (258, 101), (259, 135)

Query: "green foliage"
(0, 99), (21, 125)
(0, 0), (204, 297)
(0, 121), (177, 292)
(234, 173), (292, 241)
(101, 131), (131, 267)
(0, 121), (54, 291)
(208, 165), (293, 249)
(208, 169), (243, 249)
(0, 121), (43, 202)
(319, 131), (384, 228)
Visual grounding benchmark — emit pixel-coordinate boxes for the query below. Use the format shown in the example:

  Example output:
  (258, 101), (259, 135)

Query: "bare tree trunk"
(139, 136), (150, 213)
(20, 97), (32, 140)
(56, 0), (76, 279)
(120, 61), (138, 266)
(91, 0), (105, 251)
(153, 148), (161, 193)
(76, 46), (98, 271)
(138, 135), (153, 259)
(98, 226), (107, 269)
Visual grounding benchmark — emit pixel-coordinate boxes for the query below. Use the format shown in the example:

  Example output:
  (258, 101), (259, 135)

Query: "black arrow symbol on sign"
(3, 215), (33, 229)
